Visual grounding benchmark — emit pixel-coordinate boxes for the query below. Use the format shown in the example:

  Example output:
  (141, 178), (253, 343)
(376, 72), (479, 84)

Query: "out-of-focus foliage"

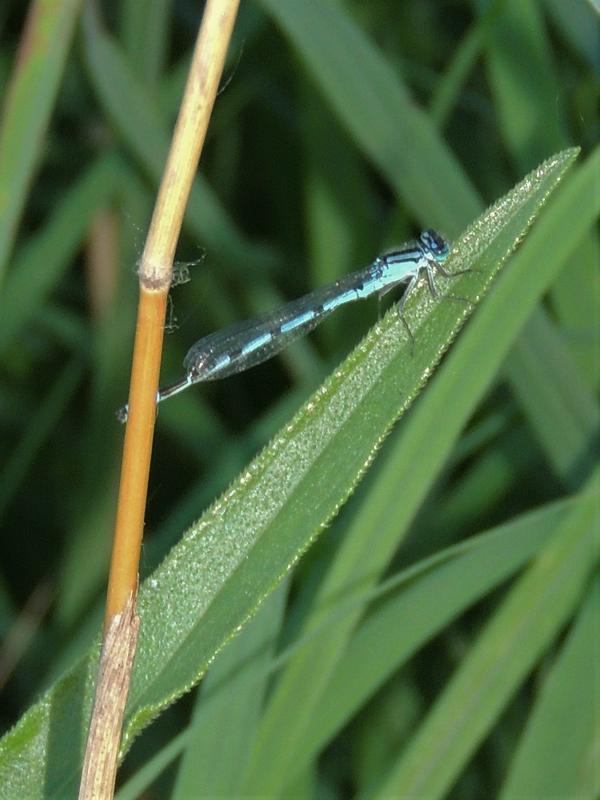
(0, 1), (597, 798)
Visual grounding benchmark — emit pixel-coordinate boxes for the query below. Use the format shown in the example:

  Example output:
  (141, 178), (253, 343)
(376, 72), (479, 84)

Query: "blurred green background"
(0, 1), (598, 798)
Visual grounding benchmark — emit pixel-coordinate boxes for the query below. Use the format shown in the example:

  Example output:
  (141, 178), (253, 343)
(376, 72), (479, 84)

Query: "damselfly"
(117, 229), (463, 423)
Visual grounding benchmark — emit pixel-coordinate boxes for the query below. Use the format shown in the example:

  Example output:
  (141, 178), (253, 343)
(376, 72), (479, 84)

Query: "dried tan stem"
(78, 3), (240, 798)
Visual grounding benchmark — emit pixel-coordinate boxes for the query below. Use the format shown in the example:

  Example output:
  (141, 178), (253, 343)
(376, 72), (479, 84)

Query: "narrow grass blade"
(294, 496), (583, 777)
(258, 0), (481, 232)
(118, 0), (172, 81)
(550, 233), (600, 390)
(0, 154), (120, 355)
(484, 0), (569, 168)
(0, 360), (83, 519)
(371, 472), (599, 800)
(0, 0), (82, 285)
(171, 583), (288, 800)
(505, 307), (599, 488)
(430, 0), (508, 128)
(499, 578), (600, 800)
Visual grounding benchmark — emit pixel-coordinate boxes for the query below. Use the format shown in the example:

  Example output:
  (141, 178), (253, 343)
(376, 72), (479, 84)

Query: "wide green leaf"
(0, 150), (578, 798)
(238, 147), (597, 796)
(115, 494), (582, 799)
(256, 0), (596, 503)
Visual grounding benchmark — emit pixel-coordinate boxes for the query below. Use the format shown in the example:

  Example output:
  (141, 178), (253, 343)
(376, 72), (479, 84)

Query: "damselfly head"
(420, 229), (450, 262)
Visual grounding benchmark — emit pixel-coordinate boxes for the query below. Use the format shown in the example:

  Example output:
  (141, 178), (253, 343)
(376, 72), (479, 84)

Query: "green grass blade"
(0, 360), (83, 520)
(550, 232), (600, 390)
(113, 732), (187, 800)
(171, 583), (288, 800)
(0, 149), (578, 799)
(372, 471), (599, 800)
(0, 154), (120, 355)
(499, 578), (600, 800)
(293, 496), (582, 777)
(0, 0), (82, 286)
(118, 0), (172, 82)
(484, 0), (569, 168)
(430, 0), (508, 128)
(258, 0), (481, 232)
(545, 0), (600, 71)
(505, 307), (599, 487)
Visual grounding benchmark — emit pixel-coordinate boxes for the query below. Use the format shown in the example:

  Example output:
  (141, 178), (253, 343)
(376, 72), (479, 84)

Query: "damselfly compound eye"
(419, 229), (450, 262)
